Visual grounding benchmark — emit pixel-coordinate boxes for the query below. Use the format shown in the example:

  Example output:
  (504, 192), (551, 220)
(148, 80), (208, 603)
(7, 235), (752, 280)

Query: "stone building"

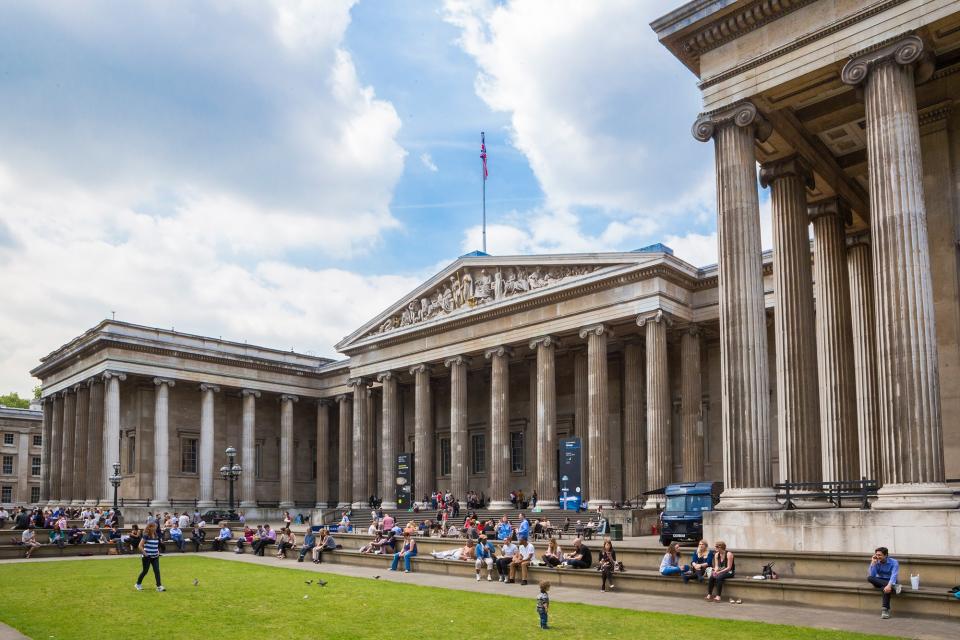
(28, 0), (960, 552)
(0, 403), (42, 506)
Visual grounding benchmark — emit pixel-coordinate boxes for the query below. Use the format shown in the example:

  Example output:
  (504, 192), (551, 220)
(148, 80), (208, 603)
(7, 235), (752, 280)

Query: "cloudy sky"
(0, 0), (770, 395)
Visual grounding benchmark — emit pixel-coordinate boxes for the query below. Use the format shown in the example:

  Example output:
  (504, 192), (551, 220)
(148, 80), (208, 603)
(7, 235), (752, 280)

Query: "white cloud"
(420, 152), (439, 172)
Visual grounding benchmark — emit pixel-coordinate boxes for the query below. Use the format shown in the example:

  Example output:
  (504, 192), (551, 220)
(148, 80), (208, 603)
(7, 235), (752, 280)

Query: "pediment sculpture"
(372, 264), (605, 335)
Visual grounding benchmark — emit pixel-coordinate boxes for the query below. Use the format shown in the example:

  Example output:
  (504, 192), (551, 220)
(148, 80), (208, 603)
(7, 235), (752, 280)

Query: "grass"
(0, 556), (891, 640)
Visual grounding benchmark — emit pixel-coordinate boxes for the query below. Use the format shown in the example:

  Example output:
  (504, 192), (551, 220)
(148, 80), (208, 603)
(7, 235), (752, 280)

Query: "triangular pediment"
(336, 252), (668, 351)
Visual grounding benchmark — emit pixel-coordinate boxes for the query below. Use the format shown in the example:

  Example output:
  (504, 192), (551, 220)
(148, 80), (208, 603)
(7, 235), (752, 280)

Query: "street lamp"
(109, 462), (122, 511)
(219, 446), (242, 520)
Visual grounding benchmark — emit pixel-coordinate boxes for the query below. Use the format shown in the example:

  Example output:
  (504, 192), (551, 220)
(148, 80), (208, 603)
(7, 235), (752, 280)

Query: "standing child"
(536, 580), (550, 630)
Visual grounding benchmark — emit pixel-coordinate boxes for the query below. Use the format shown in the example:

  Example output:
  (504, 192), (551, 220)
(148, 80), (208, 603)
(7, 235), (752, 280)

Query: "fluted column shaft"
(486, 347), (511, 509)
(411, 365), (433, 504)
(315, 400), (331, 508)
(40, 400), (52, 503)
(580, 327), (609, 508)
(101, 372), (124, 503)
(810, 201), (859, 482)
(445, 357), (469, 501)
(366, 390), (377, 502)
(623, 341), (644, 502)
(842, 38), (955, 507)
(151, 378), (175, 508)
(530, 336), (559, 508)
(350, 379), (369, 505)
(60, 390), (76, 503)
(49, 394), (62, 502)
(693, 102), (777, 509)
(280, 393), (298, 509)
(573, 350), (588, 500)
(641, 314), (670, 503)
(240, 389), (259, 508)
(847, 237), (883, 482)
(85, 380), (103, 504)
(760, 158), (822, 484)
(197, 384), (219, 508)
(681, 327), (704, 482)
(337, 395), (353, 507)
(378, 372), (398, 509)
(72, 385), (89, 503)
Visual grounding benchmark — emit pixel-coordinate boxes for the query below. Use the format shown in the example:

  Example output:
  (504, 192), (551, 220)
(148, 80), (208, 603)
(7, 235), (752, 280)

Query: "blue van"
(658, 481), (723, 546)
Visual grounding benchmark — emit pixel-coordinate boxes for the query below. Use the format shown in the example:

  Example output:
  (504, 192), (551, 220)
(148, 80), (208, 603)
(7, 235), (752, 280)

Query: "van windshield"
(665, 494), (713, 513)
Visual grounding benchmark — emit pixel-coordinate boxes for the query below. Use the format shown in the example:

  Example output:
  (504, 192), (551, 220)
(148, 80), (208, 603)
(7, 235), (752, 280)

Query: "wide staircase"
(327, 506), (583, 536)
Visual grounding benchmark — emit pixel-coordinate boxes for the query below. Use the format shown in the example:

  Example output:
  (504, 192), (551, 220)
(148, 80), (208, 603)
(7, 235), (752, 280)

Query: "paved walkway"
(2, 555), (955, 639)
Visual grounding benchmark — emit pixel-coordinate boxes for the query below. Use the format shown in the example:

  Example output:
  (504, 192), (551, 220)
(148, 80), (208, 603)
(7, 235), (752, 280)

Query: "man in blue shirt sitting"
(867, 546), (902, 619)
(517, 514), (531, 541)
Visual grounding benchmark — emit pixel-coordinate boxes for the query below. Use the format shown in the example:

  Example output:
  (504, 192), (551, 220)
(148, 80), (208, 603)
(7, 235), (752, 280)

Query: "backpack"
(762, 562), (778, 579)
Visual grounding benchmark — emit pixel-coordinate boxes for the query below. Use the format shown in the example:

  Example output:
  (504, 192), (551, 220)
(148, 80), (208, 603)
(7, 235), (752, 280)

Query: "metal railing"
(774, 479), (879, 510)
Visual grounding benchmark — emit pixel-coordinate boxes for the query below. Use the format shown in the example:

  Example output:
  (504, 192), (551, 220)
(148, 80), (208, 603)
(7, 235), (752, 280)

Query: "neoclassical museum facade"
(29, 0), (960, 550)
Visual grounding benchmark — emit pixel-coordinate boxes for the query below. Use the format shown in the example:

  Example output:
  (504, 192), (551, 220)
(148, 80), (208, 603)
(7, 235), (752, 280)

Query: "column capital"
(484, 345), (513, 360)
(70, 383), (85, 393)
(578, 324), (612, 340)
(153, 377), (176, 388)
(529, 335), (559, 350)
(280, 394), (300, 403)
(683, 323), (702, 338)
(444, 355), (470, 368)
(85, 377), (101, 389)
(102, 370), (127, 382)
(199, 383), (220, 393)
(376, 371), (395, 383)
(841, 34), (934, 86)
(347, 378), (368, 391)
(808, 197), (852, 225)
(317, 397), (334, 407)
(692, 100), (772, 143)
(846, 231), (871, 249)
(336, 394), (351, 404)
(408, 363), (431, 376)
(240, 388), (261, 398)
(758, 154), (814, 190)
(637, 309), (672, 328)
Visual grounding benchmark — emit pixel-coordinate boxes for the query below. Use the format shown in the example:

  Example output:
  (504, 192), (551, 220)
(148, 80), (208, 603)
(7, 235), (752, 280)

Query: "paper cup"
(910, 574), (920, 590)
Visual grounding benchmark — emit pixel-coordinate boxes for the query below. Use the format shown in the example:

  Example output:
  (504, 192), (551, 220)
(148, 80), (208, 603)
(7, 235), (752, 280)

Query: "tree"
(0, 391), (30, 409)
(33, 385), (41, 400)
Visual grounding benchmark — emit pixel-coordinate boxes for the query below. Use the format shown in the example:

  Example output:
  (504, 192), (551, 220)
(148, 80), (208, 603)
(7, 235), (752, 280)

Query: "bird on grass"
(305, 580), (313, 585)
(374, 576), (380, 580)
(193, 578), (199, 587)
(316, 579), (327, 587)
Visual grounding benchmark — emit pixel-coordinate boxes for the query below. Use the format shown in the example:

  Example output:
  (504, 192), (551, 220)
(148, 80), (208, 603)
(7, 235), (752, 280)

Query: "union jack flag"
(480, 131), (488, 180)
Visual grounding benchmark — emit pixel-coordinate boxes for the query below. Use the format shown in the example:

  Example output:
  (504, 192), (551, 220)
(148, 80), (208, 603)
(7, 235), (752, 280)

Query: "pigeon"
(305, 580), (313, 585)
(374, 575), (380, 580)
(193, 578), (199, 587)
(317, 579), (327, 587)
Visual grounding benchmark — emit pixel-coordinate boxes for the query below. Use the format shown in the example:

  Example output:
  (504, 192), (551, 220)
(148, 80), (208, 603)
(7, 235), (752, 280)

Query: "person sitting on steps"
(868, 546), (902, 620)
(559, 537), (592, 569)
(705, 541), (735, 602)
(684, 539), (714, 584)
(660, 542), (689, 576)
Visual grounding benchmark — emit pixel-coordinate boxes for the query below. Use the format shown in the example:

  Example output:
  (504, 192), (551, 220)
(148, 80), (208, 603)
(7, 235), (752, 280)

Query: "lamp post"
(219, 446), (242, 520)
(109, 462), (122, 511)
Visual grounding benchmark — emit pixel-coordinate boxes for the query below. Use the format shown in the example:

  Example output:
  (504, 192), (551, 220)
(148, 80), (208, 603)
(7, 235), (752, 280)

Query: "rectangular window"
(510, 431), (525, 473)
(31, 486), (40, 503)
(439, 437), (451, 476)
(126, 435), (136, 474)
(180, 438), (198, 474)
(1, 486), (11, 502)
(2, 433), (12, 446)
(31, 456), (40, 476)
(33, 435), (42, 447)
(1, 455), (12, 475)
(255, 441), (263, 479)
(471, 433), (486, 474)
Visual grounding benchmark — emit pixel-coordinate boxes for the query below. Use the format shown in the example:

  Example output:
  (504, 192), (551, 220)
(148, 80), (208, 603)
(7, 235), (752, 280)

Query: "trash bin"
(610, 524), (623, 541)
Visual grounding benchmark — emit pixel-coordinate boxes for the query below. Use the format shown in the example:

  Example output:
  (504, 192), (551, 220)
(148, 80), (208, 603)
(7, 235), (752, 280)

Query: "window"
(439, 437), (451, 476)
(181, 438), (198, 474)
(1, 486), (11, 502)
(510, 431), (525, 473)
(126, 435), (136, 473)
(470, 433), (486, 474)
(31, 456), (40, 476)
(30, 486), (40, 503)
(255, 441), (263, 479)
(33, 435), (42, 447)
(2, 433), (12, 446)
(1, 456), (12, 475)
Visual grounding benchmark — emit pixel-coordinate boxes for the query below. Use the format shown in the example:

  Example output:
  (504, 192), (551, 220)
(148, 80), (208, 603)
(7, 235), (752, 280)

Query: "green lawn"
(0, 557), (889, 639)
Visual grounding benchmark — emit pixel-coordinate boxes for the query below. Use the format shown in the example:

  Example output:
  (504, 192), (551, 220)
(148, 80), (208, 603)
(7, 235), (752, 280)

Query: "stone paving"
(2, 554), (957, 639)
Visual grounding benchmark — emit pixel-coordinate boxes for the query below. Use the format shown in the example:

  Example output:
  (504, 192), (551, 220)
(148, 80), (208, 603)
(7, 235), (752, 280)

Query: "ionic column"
(485, 346), (512, 509)
(72, 384), (89, 503)
(410, 364), (433, 505)
(842, 37), (956, 508)
(49, 393), (62, 503)
(582, 325), (613, 508)
(445, 356), (470, 501)
(60, 388), (76, 503)
(680, 326), (704, 482)
(693, 102), (778, 509)
(847, 234), (883, 482)
(101, 371), (125, 503)
(336, 394), (353, 507)
(40, 398), (52, 503)
(240, 389), (260, 508)
(759, 155), (822, 485)
(85, 379), (104, 504)
(197, 383), (220, 509)
(639, 312), (670, 506)
(349, 378), (368, 505)
(366, 388), (377, 503)
(279, 393), (298, 509)
(377, 372), (398, 509)
(809, 198), (860, 482)
(530, 336), (560, 508)
(573, 350), (589, 499)
(151, 378), (175, 509)
(623, 340), (645, 502)
(315, 399), (331, 509)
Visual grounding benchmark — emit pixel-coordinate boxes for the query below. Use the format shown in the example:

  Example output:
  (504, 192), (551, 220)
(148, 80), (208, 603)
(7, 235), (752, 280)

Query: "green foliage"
(0, 556), (888, 640)
(0, 391), (30, 409)
(33, 385), (41, 400)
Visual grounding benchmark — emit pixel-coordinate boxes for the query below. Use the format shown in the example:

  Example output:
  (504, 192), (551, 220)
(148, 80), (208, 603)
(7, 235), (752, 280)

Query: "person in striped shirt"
(135, 522), (165, 592)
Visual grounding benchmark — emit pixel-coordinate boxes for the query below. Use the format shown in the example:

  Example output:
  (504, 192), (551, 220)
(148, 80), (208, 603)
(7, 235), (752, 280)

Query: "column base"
(488, 500), (512, 510)
(642, 497), (664, 510)
(337, 502), (352, 510)
(715, 487), (780, 511)
(535, 501), (559, 510)
(83, 499), (98, 506)
(379, 501), (397, 511)
(196, 501), (216, 509)
(239, 501), (258, 509)
(149, 500), (171, 510)
(872, 483), (960, 510)
(278, 501), (295, 510)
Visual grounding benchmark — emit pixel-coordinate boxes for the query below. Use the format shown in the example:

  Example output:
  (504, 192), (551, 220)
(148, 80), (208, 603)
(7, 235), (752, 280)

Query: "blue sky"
(0, 1), (771, 395)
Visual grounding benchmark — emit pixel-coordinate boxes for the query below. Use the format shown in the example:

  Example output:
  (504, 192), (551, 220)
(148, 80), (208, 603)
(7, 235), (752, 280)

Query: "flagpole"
(482, 131), (487, 254)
